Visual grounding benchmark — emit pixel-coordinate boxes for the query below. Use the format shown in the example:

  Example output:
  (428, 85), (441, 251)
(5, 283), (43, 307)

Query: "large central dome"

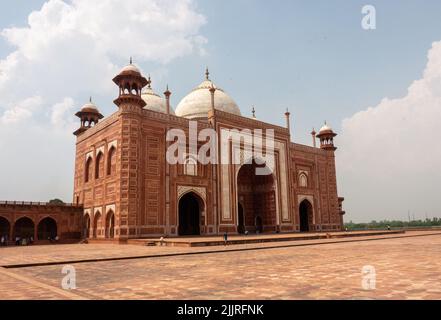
(175, 70), (241, 119)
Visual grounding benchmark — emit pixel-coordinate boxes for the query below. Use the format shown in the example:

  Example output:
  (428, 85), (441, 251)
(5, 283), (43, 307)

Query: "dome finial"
(205, 67), (210, 80)
(130, 56), (133, 65)
(147, 74), (152, 88)
(252, 106), (256, 119)
(89, 96), (92, 103)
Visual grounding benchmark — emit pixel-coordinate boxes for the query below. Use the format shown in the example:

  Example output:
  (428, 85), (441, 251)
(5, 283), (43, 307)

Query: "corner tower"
(112, 59), (149, 240)
(316, 122), (337, 151)
(113, 58), (149, 111)
(73, 98), (104, 136)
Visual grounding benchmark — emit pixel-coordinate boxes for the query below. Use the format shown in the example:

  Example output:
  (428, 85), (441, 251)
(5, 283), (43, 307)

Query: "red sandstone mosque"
(0, 62), (345, 243)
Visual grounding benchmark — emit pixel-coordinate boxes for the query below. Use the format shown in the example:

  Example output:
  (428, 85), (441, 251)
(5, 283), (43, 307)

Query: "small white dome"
(175, 75), (241, 119)
(119, 64), (141, 75)
(142, 86), (175, 115)
(81, 100), (99, 113)
(319, 122), (333, 134)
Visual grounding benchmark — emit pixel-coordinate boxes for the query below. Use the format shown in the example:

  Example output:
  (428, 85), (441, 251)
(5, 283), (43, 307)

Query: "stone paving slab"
(0, 267), (85, 300)
(1, 231), (440, 268)
(3, 233), (440, 300)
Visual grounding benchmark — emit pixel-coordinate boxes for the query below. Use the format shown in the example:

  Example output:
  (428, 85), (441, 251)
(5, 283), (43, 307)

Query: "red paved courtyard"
(0, 231), (440, 300)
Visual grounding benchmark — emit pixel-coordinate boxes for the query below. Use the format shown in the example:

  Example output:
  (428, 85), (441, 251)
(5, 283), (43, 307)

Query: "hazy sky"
(0, 0), (440, 222)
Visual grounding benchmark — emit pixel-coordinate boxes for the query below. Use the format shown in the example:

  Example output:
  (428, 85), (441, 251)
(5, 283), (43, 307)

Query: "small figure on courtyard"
(223, 232), (228, 246)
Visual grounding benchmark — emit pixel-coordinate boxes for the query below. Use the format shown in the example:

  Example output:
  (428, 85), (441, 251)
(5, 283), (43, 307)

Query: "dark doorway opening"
(237, 159), (276, 233)
(106, 211), (115, 239)
(255, 216), (263, 233)
(37, 217), (57, 240)
(14, 217), (34, 239)
(237, 203), (245, 234)
(0, 216), (10, 239)
(178, 192), (202, 236)
(84, 214), (91, 239)
(299, 200), (313, 232)
(93, 212), (102, 238)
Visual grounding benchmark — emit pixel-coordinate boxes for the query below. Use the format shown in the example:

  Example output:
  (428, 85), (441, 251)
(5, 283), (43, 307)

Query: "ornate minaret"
(112, 58), (149, 110)
(73, 97), (104, 136)
(316, 121), (337, 151)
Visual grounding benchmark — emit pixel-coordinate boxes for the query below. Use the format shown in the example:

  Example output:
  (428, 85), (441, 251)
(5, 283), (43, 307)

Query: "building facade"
(72, 64), (345, 240)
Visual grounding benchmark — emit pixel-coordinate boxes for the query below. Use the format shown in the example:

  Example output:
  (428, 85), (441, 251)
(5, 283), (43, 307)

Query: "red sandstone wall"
(74, 112), (122, 238)
(0, 202), (83, 242)
(290, 143), (342, 231)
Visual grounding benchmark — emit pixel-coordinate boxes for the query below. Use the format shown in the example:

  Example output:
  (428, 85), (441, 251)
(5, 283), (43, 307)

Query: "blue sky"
(1, 0), (441, 222)
(2, 0), (439, 141)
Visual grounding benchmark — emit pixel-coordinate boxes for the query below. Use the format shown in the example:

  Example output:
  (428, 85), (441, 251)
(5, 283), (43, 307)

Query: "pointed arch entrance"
(106, 210), (115, 239)
(299, 199), (313, 232)
(93, 211), (102, 238)
(237, 160), (277, 233)
(14, 217), (34, 239)
(178, 192), (203, 236)
(37, 217), (57, 240)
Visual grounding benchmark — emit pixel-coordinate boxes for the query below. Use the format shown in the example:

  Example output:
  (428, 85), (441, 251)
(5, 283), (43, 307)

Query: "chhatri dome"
(80, 97), (101, 114)
(318, 121), (335, 135)
(142, 76), (175, 114)
(175, 68), (241, 119)
(118, 57), (142, 76)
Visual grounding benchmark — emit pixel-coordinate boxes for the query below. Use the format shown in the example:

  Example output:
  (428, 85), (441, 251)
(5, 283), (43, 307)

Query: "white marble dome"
(119, 64), (141, 75)
(142, 85), (175, 115)
(80, 100), (99, 113)
(175, 74), (241, 119)
(319, 122), (333, 134)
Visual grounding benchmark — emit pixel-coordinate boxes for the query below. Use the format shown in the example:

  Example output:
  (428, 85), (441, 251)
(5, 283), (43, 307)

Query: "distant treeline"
(345, 218), (441, 230)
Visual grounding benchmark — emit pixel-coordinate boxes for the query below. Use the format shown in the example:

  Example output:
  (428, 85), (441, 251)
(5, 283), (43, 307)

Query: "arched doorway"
(237, 160), (276, 233)
(237, 203), (245, 234)
(14, 217), (34, 239)
(178, 192), (202, 236)
(93, 212), (102, 238)
(37, 217), (57, 240)
(299, 199), (313, 232)
(106, 211), (115, 239)
(0, 216), (10, 239)
(83, 214), (91, 239)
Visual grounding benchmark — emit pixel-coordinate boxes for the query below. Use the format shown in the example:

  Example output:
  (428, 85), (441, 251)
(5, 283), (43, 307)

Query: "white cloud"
(1, 96), (43, 124)
(338, 41), (441, 222)
(0, 0), (206, 201)
(50, 97), (75, 128)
